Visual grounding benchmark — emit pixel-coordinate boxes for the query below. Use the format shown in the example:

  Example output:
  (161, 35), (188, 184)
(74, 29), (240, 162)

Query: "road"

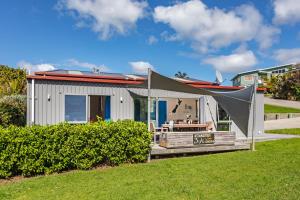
(264, 97), (300, 109)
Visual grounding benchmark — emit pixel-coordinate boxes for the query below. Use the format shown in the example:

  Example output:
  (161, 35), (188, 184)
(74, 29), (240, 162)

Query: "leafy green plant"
(267, 69), (300, 101)
(0, 65), (27, 97)
(0, 95), (26, 127)
(0, 120), (152, 178)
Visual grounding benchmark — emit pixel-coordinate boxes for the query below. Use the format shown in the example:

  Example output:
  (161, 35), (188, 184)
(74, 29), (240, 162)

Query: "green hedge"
(0, 95), (26, 127)
(0, 120), (152, 178)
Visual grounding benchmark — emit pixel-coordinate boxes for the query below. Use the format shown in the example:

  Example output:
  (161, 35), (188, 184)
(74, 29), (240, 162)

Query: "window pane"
(151, 99), (156, 120)
(218, 104), (229, 121)
(134, 98), (147, 123)
(65, 95), (86, 122)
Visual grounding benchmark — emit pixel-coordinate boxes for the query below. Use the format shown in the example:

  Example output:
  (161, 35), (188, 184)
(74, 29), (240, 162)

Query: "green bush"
(0, 120), (152, 178)
(0, 95), (26, 127)
(267, 70), (300, 101)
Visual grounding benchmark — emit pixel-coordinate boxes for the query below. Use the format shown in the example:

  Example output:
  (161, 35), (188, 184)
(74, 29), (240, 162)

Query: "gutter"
(31, 79), (35, 125)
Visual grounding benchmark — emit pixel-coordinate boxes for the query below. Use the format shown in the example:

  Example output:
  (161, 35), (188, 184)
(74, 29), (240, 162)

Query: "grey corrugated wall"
(27, 80), (135, 125)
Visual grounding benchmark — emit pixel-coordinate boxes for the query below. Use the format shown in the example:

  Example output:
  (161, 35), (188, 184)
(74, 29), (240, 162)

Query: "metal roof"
(28, 69), (265, 91)
(231, 63), (296, 81)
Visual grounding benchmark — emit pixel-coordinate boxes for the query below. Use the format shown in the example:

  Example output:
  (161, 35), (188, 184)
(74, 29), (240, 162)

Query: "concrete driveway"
(264, 117), (300, 130)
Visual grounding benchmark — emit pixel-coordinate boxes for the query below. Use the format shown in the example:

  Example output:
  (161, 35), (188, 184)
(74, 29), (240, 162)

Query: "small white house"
(27, 70), (264, 139)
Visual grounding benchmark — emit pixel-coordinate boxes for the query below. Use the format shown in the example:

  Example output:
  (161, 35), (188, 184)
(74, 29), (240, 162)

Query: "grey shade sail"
(139, 70), (254, 135)
(128, 88), (202, 99)
(140, 70), (216, 96)
(213, 86), (254, 135)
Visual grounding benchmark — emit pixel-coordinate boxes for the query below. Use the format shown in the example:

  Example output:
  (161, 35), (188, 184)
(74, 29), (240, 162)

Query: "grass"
(266, 128), (300, 135)
(0, 139), (300, 200)
(264, 104), (300, 113)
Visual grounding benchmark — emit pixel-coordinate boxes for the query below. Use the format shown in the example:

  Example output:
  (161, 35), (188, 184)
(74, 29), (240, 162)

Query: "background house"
(232, 63), (300, 87)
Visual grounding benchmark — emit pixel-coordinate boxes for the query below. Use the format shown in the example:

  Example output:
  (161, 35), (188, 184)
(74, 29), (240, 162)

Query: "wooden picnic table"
(162, 123), (209, 132)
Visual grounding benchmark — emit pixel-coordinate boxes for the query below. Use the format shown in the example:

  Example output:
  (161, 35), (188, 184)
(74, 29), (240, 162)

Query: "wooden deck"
(151, 142), (250, 156)
(151, 131), (250, 157)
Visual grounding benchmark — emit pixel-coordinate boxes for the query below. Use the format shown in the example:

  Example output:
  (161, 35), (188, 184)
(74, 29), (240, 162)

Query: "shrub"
(0, 95), (26, 127)
(267, 70), (300, 101)
(0, 120), (152, 178)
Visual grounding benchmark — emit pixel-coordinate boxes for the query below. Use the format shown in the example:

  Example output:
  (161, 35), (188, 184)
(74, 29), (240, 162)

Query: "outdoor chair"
(150, 122), (168, 133)
(150, 122), (168, 144)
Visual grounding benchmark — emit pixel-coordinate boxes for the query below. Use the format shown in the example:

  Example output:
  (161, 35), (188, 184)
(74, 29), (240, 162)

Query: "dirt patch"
(0, 175), (26, 186)
(0, 164), (114, 185)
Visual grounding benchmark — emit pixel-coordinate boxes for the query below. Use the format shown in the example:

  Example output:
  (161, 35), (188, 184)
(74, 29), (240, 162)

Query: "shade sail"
(139, 70), (254, 136)
(128, 88), (202, 98)
(213, 86), (254, 135)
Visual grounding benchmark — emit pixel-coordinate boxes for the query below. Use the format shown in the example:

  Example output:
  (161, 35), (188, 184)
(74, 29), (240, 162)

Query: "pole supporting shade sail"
(138, 70), (255, 136)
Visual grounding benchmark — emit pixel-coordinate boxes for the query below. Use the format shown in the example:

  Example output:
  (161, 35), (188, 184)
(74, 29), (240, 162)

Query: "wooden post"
(147, 68), (152, 162)
(156, 97), (159, 127)
(147, 68), (151, 131)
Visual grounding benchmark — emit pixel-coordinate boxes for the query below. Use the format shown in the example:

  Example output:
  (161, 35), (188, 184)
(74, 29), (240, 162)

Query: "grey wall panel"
(31, 80), (135, 125)
(255, 93), (264, 134)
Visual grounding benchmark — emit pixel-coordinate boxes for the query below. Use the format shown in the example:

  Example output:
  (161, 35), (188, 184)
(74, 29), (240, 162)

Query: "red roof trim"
(27, 75), (144, 85)
(27, 74), (265, 91)
(191, 84), (265, 91)
(34, 71), (146, 81)
(35, 71), (215, 85)
(180, 80), (215, 85)
(190, 84), (241, 90)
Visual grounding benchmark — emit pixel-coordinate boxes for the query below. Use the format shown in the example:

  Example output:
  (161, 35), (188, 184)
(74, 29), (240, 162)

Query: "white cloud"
(57, 0), (148, 40)
(17, 60), (56, 73)
(273, 0), (300, 24)
(273, 48), (300, 64)
(147, 35), (158, 45)
(129, 61), (154, 74)
(66, 59), (110, 71)
(153, 0), (279, 52)
(204, 51), (257, 72)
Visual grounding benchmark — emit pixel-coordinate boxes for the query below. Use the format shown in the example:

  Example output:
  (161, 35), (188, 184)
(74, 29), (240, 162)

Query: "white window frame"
(64, 94), (88, 124)
(216, 104), (232, 131)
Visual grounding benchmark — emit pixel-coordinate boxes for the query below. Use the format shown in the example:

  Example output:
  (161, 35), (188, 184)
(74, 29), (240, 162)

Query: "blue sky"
(0, 0), (300, 85)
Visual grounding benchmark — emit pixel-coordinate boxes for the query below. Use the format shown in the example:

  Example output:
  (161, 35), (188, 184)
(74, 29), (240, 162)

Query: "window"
(65, 95), (87, 122)
(244, 75), (253, 81)
(217, 104), (231, 131)
(134, 98), (156, 123)
(134, 98), (147, 122)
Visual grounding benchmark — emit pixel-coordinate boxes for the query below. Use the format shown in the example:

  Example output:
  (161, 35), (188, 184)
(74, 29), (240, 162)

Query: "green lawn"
(266, 128), (300, 135)
(0, 139), (299, 200)
(264, 104), (300, 113)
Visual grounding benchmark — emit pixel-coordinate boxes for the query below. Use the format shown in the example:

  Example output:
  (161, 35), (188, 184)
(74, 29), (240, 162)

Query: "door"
(104, 96), (111, 121)
(158, 101), (167, 127)
(89, 95), (111, 122)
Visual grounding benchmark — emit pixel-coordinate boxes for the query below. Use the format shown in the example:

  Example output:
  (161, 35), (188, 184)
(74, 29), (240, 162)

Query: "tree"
(0, 65), (27, 96)
(0, 65), (27, 126)
(175, 71), (189, 79)
(267, 69), (300, 101)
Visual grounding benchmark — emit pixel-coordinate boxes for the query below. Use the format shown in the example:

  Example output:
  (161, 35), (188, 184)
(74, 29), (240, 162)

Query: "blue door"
(158, 101), (167, 127)
(104, 96), (111, 121)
